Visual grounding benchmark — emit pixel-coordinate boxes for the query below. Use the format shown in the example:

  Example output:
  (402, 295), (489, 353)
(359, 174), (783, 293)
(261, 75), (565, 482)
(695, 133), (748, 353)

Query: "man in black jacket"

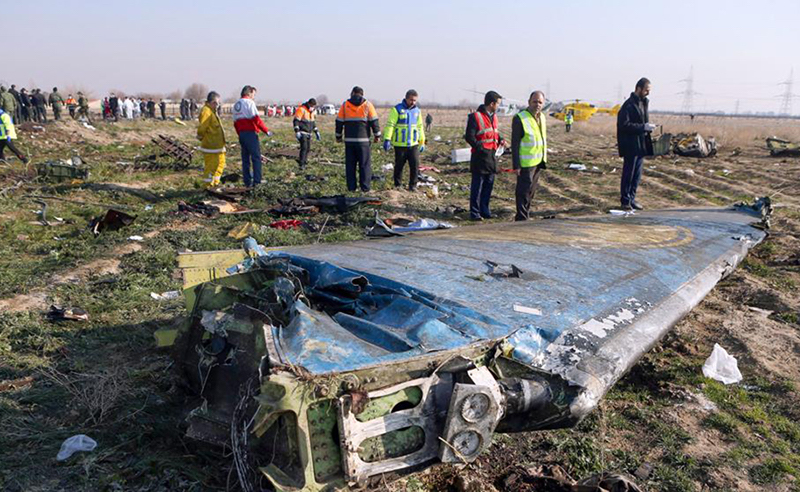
(464, 91), (506, 220)
(617, 77), (656, 210)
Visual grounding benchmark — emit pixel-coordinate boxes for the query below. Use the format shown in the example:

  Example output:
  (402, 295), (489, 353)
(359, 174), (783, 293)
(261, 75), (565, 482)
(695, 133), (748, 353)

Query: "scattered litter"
(425, 185), (439, 199)
(150, 291), (181, 301)
(173, 117), (187, 126)
(702, 343), (743, 385)
(465, 274), (486, 282)
(82, 122), (96, 131)
(747, 305), (774, 316)
(0, 376), (34, 393)
(366, 213), (404, 238)
(503, 465), (642, 492)
(513, 304), (542, 316)
(433, 135), (442, 141)
(451, 148), (472, 163)
(684, 169), (696, 176)
(207, 186), (250, 202)
(128, 235), (144, 241)
(47, 305), (89, 322)
(57, 435), (97, 461)
(367, 214), (454, 237)
(381, 163), (394, 171)
(486, 260), (524, 278)
(270, 196), (381, 216)
(178, 200), (259, 216)
(89, 209), (136, 236)
(609, 209), (634, 216)
(270, 219), (305, 230)
(144, 205), (153, 211)
(567, 163), (587, 171)
(419, 166), (442, 173)
(228, 222), (258, 239)
(495, 145), (506, 158)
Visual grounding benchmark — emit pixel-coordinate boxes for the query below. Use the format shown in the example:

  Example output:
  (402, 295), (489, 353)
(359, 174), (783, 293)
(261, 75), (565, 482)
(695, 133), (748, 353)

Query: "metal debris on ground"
(150, 291), (181, 301)
(674, 132), (718, 158)
(47, 305), (89, 322)
(132, 134), (194, 170)
(35, 159), (90, 182)
(168, 201), (769, 491)
(766, 136), (800, 157)
(0, 376), (35, 393)
(89, 209), (136, 236)
(128, 235), (144, 241)
(228, 222), (259, 240)
(178, 200), (260, 216)
(207, 186), (250, 202)
(269, 195), (381, 216)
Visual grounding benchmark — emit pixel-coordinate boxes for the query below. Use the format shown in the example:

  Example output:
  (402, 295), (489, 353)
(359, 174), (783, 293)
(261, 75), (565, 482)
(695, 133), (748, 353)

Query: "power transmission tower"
(778, 69), (796, 116)
(678, 66), (699, 114)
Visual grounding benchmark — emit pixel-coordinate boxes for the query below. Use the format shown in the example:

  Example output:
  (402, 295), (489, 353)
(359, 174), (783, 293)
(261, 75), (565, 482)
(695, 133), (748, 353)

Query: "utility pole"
(778, 68), (796, 116)
(678, 66), (699, 115)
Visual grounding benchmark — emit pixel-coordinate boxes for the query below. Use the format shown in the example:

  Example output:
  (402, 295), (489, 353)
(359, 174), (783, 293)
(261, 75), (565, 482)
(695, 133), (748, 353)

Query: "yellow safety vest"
(565, 114), (574, 124)
(518, 110), (546, 167)
(0, 112), (16, 140)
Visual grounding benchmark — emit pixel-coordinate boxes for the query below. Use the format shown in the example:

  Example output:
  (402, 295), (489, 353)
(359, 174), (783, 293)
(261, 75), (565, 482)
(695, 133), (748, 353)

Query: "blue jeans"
(469, 172), (495, 219)
(620, 155), (644, 206)
(239, 131), (262, 187)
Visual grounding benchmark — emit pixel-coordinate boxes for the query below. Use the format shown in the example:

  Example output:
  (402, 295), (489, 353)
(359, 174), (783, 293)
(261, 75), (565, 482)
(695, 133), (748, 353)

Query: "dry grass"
(41, 366), (131, 426)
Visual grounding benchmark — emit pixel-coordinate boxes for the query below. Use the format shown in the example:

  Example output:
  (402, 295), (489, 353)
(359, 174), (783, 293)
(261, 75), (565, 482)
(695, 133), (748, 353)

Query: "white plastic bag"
(56, 434), (97, 461)
(702, 343), (742, 385)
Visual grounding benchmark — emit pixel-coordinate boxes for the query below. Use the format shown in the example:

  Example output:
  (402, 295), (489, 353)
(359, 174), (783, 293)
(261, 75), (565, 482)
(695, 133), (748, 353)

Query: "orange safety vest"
(472, 111), (499, 153)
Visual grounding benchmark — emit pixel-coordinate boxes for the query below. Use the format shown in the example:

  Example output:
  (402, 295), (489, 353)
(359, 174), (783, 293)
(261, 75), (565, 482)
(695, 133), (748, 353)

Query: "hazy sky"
(4, 0), (799, 114)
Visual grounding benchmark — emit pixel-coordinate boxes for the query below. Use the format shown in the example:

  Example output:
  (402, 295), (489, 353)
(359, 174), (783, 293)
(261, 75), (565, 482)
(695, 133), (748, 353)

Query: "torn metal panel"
(172, 202), (768, 491)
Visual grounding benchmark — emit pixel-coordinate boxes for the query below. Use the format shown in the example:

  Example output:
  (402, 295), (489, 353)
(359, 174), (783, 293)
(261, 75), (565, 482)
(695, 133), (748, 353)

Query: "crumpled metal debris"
(47, 305), (89, 322)
(269, 195), (381, 216)
(89, 209), (136, 236)
(766, 137), (800, 157)
(674, 132), (717, 158)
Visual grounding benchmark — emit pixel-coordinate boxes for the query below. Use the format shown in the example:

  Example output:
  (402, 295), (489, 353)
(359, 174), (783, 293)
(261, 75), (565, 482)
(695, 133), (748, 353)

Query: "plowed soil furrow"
(543, 172), (611, 208)
(658, 166), (798, 205)
(640, 177), (712, 205)
(537, 181), (583, 204)
(646, 169), (734, 203)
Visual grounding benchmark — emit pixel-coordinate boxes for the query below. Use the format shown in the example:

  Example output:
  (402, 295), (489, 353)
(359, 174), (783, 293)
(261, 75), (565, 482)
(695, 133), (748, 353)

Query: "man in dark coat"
(616, 77), (656, 211)
(464, 91), (506, 221)
(109, 94), (120, 121)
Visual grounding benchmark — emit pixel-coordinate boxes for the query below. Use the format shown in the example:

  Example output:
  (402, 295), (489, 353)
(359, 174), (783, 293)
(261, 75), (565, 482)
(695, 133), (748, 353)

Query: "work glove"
(336, 136), (342, 143)
(266, 130), (274, 137)
(419, 145), (425, 153)
(383, 140), (392, 152)
(315, 130), (321, 141)
(644, 123), (657, 132)
(295, 131), (302, 140)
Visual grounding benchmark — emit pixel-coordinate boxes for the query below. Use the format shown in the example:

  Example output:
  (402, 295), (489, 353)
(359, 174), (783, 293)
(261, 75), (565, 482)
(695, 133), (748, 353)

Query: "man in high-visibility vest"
(512, 91), (547, 221)
(293, 98), (320, 169)
(0, 109), (29, 164)
(383, 89), (425, 190)
(335, 86), (381, 192)
(464, 91), (506, 221)
(65, 95), (78, 119)
(197, 91), (227, 188)
(565, 109), (574, 133)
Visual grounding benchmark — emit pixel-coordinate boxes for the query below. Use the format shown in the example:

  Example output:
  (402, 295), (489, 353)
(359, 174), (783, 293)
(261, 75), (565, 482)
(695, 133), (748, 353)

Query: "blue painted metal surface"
(258, 206), (765, 385)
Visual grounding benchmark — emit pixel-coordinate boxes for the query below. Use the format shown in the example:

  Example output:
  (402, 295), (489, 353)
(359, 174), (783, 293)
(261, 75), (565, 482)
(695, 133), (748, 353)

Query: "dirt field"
(0, 109), (798, 491)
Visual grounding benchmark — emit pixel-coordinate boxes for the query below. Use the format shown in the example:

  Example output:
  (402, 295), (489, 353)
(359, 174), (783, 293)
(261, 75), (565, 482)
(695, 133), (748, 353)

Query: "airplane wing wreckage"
(164, 199), (771, 491)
